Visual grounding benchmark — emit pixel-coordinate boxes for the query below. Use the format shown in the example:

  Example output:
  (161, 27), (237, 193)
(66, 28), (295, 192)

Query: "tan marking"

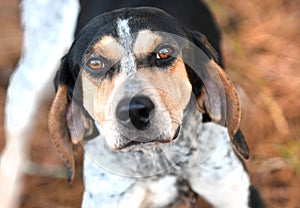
(82, 71), (98, 117)
(166, 57), (193, 111)
(134, 30), (162, 55)
(82, 70), (121, 124)
(136, 57), (192, 123)
(93, 35), (123, 61)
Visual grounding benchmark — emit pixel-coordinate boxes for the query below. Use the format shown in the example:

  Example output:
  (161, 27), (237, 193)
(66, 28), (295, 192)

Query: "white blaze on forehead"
(116, 18), (137, 76)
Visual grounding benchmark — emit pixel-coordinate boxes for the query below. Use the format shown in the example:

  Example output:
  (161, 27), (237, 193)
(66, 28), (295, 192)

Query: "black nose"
(116, 95), (155, 130)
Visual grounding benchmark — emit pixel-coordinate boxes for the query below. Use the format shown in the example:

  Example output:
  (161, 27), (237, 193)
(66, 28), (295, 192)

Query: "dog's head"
(49, 7), (247, 181)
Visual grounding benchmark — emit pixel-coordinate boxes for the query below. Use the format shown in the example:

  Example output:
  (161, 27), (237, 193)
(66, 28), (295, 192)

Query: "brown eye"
(87, 58), (104, 70)
(156, 47), (174, 59)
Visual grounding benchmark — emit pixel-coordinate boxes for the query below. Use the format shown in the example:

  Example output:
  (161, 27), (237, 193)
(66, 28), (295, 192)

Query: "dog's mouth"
(116, 126), (181, 150)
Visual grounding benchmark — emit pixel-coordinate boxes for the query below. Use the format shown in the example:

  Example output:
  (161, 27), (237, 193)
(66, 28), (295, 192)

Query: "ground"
(0, 0), (299, 207)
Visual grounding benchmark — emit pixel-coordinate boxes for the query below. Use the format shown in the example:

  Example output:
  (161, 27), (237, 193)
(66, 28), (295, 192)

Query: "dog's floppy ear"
(49, 84), (75, 182)
(48, 55), (98, 181)
(198, 60), (241, 139)
(187, 31), (249, 158)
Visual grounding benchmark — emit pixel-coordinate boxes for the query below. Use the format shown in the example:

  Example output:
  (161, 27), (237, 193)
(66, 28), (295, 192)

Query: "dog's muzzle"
(113, 94), (180, 149)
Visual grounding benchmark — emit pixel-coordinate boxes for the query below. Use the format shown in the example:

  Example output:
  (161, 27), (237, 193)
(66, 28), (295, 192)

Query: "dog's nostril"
(115, 106), (130, 123)
(116, 96), (155, 130)
(115, 99), (131, 125)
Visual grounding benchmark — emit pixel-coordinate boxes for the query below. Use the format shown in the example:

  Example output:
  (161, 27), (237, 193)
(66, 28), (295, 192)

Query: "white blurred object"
(0, 0), (79, 207)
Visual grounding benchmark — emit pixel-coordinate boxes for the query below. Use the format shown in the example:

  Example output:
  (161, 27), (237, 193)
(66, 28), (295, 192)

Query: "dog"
(0, 0), (264, 207)
(48, 1), (265, 208)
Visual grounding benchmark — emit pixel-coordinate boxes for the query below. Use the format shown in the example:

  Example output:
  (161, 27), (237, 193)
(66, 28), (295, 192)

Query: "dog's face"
(81, 27), (192, 151)
(49, 7), (244, 180)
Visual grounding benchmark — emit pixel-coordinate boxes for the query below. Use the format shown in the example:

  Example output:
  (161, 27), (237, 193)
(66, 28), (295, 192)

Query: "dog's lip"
(116, 126), (181, 150)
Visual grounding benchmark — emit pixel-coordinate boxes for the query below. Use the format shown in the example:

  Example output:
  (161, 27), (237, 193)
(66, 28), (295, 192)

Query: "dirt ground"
(0, 0), (299, 207)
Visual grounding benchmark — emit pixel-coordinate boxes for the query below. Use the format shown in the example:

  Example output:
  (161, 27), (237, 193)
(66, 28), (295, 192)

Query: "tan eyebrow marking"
(93, 35), (123, 61)
(133, 30), (162, 55)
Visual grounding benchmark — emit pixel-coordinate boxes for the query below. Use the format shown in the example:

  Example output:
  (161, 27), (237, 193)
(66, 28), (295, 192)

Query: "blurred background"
(0, 0), (299, 207)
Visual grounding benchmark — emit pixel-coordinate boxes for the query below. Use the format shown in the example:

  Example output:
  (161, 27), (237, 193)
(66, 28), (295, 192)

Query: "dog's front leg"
(0, 0), (79, 207)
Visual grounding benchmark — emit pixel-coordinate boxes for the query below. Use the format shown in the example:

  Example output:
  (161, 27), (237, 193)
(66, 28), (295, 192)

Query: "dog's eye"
(156, 46), (174, 59)
(87, 58), (104, 70)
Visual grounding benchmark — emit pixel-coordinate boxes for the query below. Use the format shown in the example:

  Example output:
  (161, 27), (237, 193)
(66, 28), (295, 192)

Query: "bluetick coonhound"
(48, 1), (264, 207)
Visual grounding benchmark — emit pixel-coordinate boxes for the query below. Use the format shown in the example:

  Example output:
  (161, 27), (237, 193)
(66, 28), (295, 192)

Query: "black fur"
(76, 0), (222, 63)
(249, 186), (266, 208)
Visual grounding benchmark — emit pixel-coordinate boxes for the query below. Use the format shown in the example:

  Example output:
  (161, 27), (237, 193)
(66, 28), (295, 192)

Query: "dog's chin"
(113, 126), (181, 151)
